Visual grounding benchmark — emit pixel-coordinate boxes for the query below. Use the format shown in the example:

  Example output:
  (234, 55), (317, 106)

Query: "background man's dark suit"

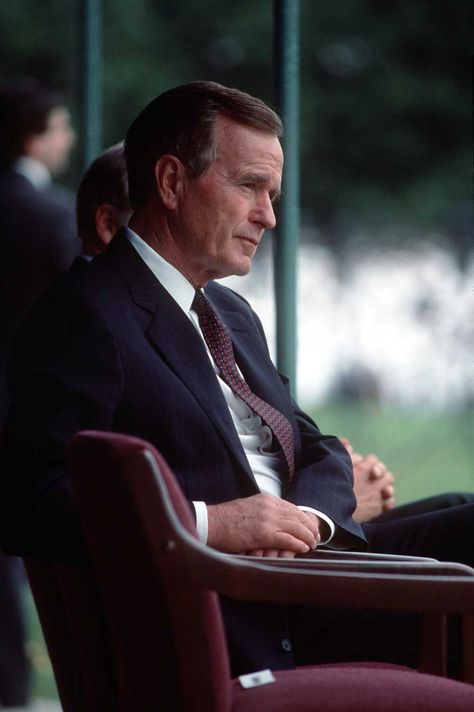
(0, 165), (79, 705)
(1, 229), (365, 673)
(0, 168), (79, 421)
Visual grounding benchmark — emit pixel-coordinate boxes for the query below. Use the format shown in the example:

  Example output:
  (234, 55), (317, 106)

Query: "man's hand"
(207, 494), (321, 556)
(341, 438), (396, 523)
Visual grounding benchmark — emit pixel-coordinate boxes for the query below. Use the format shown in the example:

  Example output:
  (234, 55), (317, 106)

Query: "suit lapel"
(147, 304), (256, 480)
(107, 232), (256, 481)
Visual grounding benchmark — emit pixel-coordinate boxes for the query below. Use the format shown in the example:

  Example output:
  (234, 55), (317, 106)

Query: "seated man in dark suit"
(74, 142), (473, 527)
(1, 82), (473, 678)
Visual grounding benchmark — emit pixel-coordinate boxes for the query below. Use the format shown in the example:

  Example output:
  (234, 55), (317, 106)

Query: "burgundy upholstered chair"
(24, 556), (115, 711)
(41, 429), (474, 711)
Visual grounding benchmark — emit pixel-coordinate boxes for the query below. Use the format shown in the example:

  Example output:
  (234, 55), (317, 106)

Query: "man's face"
(27, 107), (76, 175)
(172, 116), (283, 287)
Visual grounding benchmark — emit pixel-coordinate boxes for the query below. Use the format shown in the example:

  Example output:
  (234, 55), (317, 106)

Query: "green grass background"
(308, 402), (474, 504)
(25, 403), (473, 700)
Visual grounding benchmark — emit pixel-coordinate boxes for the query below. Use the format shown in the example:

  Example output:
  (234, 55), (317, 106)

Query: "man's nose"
(251, 194), (277, 230)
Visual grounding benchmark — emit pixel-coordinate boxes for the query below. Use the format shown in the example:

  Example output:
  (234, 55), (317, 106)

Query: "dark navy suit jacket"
(1, 228), (365, 673)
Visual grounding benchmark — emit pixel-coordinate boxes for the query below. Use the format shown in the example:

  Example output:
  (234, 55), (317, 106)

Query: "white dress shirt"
(126, 227), (335, 545)
(13, 156), (51, 191)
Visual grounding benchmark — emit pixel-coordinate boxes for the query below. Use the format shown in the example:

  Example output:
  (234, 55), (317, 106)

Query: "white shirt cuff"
(192, 501), (208, 543)
(297, 506), (335, 544)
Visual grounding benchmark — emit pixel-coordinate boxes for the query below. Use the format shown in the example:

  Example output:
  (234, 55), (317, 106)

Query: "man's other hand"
(341, 438), (396, 523)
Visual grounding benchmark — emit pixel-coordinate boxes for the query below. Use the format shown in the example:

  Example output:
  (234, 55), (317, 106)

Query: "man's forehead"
(214, 116), (283, 170)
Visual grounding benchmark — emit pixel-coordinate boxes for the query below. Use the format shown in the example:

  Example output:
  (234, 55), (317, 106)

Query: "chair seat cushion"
(231, 662), (474, 711)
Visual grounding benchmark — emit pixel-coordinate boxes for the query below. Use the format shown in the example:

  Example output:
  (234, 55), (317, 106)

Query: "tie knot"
(192, 289), (209, 315)
(192, 289), (218, 326)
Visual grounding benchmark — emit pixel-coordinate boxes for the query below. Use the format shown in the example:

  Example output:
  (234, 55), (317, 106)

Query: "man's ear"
(154, 154), (183, 209)
(95, 204), (123, 248)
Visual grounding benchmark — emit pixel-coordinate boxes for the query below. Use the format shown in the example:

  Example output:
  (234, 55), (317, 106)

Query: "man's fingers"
(340, 437), (352, 452)
(278, 517), (319, 550)
(272, 527), (321, 554)
(382, 484), (395, 500)
(368, 459), (386, 479)
(246, 549), (297, 558)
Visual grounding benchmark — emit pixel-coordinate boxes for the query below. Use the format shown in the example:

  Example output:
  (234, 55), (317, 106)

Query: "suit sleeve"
(287, 403), (366, 549)
(0, 284), (124, 561)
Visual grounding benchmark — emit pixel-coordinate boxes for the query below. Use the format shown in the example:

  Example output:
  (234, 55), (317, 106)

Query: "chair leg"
(419, 612), (448, 677)
(462, 613), (474, 683)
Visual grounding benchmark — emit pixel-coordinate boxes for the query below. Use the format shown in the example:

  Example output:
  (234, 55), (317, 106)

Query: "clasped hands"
(341, 438), (396, 523)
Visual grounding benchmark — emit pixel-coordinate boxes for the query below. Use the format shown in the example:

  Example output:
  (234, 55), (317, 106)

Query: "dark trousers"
(371, 491), (474, 524)
(291, 500), (474, 673)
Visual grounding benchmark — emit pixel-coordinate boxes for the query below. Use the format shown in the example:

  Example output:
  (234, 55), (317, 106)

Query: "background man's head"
(124, 80), (283, 211)
(0, 77), (75, 173)
(76, 143), (131, 257)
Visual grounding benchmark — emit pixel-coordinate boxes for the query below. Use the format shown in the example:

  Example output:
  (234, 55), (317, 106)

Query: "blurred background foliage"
(0, 0), (471, 260)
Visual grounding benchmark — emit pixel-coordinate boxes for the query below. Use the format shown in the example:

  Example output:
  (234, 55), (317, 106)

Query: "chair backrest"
(68, 430), (232, 712)
(23, 557), (78, 711)
(24, 556), (116, 712)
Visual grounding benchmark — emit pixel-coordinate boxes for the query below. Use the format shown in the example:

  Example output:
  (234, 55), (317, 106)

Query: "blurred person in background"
(0, 77), (78, 708)
(0, 77), (79, 421)
(74, 142), (131, 265)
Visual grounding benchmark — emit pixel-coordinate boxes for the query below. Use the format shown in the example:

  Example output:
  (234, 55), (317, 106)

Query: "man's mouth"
(236, 235), (259, 247)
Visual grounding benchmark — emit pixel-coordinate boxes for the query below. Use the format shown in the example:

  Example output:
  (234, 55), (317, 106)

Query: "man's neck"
(125, 226), (197, 314)
(128, 212), (202, 288)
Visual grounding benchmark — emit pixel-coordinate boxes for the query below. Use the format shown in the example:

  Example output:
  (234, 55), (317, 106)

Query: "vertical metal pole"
(273, 0), (300, 394)
(78, 0), (103, 172)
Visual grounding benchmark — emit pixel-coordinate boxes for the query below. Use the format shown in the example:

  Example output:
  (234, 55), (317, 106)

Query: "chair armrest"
(185, 544), (474, 614)
(190, 542), (474, 680)
(236, 553), (474, 577)
(299, 548), (436, 562)
(135, 445), (474, 615)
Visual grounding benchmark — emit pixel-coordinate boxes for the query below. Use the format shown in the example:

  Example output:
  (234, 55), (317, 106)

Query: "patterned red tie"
(192, 289), (295, 483)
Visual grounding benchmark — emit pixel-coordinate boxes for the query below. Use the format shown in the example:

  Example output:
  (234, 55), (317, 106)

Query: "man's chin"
(212, 255), (254, 281)
(232, 257), (253, 277)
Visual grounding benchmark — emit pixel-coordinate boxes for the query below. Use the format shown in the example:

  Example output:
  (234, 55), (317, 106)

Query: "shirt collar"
(13, 156), (51, 190)
(125, 227), (196, 314)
